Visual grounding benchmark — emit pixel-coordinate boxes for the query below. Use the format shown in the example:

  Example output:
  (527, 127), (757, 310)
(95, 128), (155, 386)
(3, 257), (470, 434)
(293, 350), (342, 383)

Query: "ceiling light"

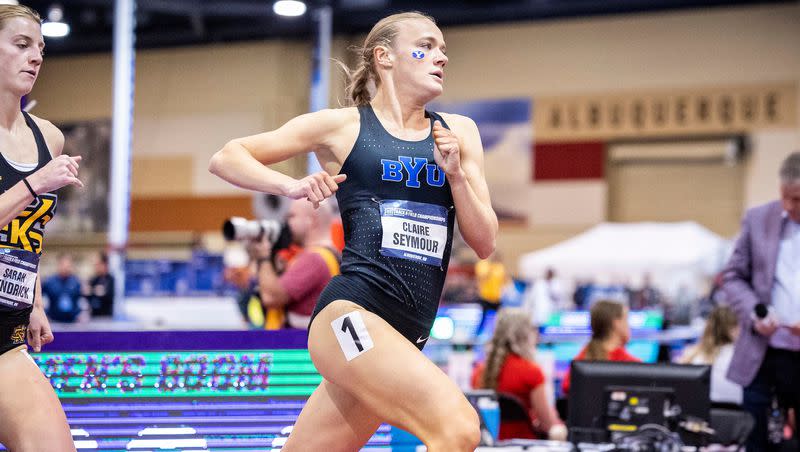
(273, 0), (306, 17)
(42, 21), (69, 38)
(42, 4), (70, 38)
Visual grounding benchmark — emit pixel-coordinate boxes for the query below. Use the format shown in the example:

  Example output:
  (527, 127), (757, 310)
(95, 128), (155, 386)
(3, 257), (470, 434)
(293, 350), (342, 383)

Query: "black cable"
(613, 424), (684, 452)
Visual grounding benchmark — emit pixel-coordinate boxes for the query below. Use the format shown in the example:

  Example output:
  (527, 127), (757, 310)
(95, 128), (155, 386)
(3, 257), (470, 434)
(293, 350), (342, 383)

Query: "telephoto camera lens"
(222, 217), (281, 242)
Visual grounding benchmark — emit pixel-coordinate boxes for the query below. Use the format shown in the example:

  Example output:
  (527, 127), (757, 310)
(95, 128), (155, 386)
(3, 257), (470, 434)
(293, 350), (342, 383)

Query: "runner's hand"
(28, 154), (83, 194)
(432, 120), (462, 177)
(27, 306), (54, 352)
(285, 171), (346, 208)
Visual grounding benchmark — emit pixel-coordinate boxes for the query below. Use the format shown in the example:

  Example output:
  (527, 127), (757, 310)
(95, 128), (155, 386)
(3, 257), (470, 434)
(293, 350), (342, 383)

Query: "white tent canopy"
(518, 222), (731, 296)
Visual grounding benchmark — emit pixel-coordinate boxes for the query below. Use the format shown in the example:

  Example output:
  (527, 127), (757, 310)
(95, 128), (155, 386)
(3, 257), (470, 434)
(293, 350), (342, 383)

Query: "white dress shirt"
(770, 214), (800, 351)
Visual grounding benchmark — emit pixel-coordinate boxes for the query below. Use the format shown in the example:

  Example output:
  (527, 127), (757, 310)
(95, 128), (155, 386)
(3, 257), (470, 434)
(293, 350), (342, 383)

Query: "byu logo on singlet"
(381, 156), (445, 188)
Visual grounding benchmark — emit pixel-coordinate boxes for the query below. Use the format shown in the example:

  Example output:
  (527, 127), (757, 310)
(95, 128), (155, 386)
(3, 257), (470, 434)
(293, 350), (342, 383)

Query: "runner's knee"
(428, 403), (480, 451)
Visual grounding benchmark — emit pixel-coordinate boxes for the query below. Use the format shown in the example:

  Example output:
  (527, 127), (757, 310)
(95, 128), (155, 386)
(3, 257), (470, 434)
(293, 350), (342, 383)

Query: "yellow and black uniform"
(0, 111), (57, 355)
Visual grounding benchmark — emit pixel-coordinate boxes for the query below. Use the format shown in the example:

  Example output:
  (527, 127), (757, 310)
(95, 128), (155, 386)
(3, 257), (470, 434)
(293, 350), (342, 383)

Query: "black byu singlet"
(312, 105), (455, 349)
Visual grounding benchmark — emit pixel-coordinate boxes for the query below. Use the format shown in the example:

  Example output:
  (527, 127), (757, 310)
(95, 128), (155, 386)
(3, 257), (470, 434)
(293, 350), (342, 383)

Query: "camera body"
(223, 217), (281, 243)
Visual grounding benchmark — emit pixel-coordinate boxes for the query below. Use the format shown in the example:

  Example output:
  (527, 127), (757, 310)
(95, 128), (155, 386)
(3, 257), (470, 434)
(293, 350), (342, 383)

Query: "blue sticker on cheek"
(411, 50), (425, 60)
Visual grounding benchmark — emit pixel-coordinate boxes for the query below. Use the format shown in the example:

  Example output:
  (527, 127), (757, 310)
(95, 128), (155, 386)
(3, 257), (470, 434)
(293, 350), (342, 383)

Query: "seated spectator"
(562, 300), (639, 394)
(84, 251), (114, 318)
(679, 306), (742, 405)
(572, 278), (593, 310)
(586, 282), (630, 308)
(43, 253), (82, 323)
(472, 308), (566, 441)
(630, 273), (662, 310)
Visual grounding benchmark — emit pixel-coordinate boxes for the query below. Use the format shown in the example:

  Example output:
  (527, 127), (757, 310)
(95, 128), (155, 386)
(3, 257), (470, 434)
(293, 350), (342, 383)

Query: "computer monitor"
(568, 361), (711, 446)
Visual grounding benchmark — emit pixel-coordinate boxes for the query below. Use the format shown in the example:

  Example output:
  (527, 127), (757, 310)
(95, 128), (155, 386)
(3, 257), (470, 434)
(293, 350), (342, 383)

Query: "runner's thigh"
(308, 300), (477, 445)
(0, 346), (75, 452)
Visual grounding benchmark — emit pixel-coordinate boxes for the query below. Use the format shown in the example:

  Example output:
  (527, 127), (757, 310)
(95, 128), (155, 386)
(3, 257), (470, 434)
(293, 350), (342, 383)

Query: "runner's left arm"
(433, 115), (497, 258)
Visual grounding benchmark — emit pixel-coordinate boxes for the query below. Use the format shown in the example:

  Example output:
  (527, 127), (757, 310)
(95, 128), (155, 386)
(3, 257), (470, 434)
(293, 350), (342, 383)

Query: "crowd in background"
(40, 251), (114, 324)
(463, 152), (800, 450)
(443, 255), (685, 326)
(35, 153), (800, 449)
(468, 300), (747, 442)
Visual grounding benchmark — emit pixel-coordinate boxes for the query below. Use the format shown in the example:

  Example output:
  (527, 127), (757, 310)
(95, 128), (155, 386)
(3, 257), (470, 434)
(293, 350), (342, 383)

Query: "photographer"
(252, 199), (339, 330)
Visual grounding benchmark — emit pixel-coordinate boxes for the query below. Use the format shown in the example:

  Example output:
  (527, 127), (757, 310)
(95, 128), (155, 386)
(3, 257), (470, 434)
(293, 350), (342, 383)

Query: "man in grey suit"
(722, 151), (800, 451)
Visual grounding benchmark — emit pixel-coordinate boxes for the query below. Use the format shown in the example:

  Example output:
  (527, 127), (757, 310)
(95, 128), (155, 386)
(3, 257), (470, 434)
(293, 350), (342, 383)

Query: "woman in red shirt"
(562, 300), (640, 394)
(472, 308), (566, 440)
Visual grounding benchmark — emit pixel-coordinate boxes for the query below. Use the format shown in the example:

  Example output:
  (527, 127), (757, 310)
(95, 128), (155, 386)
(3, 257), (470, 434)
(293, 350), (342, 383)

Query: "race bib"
(379, 200), (448, 267)
(332, 311), (374, 361)
(0, 248), (39, 310)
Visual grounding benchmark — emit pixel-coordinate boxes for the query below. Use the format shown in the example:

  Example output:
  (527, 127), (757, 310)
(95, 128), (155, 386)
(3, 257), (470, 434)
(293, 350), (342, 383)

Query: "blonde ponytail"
(480, 308), (536, 389)
(338, 11), (435, 106)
